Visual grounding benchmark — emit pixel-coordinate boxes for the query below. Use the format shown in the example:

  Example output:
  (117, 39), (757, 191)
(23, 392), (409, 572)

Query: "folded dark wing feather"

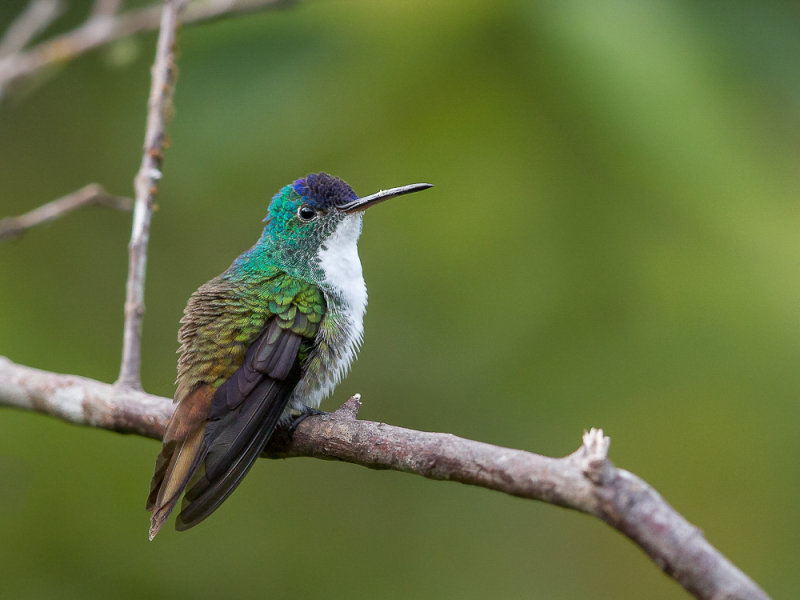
(175, 379), (288, 530)
(173, 318), (303, 531)
(147, 317), (304, 534)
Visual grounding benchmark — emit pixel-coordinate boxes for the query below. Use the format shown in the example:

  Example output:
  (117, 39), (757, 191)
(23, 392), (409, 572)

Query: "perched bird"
(146, 173), (432, 539)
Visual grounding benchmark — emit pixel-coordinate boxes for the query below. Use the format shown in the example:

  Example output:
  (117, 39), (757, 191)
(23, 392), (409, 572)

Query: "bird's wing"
(174, 318), (303, 531)
(147, 277), (324, 539)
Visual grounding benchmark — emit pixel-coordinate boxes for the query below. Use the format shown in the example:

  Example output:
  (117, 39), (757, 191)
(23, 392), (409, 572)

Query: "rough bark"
(0, 356), (770, 600)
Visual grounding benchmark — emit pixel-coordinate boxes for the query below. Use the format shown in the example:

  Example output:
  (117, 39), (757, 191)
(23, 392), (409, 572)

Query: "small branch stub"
(333, 393), (362, 420)
(576, 427), (612, 484)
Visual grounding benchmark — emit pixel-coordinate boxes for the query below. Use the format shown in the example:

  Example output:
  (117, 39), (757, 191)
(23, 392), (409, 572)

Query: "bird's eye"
(297, 205), (316, 222)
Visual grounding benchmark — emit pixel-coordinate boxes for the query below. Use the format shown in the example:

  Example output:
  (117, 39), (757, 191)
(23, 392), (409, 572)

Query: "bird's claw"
(287, 406), (328, 438)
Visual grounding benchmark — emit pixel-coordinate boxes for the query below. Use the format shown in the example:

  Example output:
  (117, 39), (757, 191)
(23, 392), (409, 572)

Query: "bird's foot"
(287, 406), (329, 438)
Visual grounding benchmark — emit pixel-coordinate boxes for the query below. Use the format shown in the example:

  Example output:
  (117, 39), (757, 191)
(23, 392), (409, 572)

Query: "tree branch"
(0, 183), (131, 241)
(89, 0), (122, 19)
(0, 0), (292, 101)
(0, 0), (64, 60)
(117, 0), (186, 391)
(0, 355), (770, 600)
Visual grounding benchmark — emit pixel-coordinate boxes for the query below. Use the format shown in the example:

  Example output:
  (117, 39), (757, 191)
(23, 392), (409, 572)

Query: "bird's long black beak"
(340, 182), (433, 213)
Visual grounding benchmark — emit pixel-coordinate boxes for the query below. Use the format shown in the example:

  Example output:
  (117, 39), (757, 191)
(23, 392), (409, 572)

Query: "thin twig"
(0, 355), (770, 600)
(90, 0), (122, 19)
(0, 0), (291, 100)
(0, 183), (132, 241)
(0, 0), (64, 59)
(116, 0), (186, 391)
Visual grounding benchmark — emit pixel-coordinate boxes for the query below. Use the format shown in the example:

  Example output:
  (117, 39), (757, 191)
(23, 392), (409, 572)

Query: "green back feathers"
(175, 269), (325, 400)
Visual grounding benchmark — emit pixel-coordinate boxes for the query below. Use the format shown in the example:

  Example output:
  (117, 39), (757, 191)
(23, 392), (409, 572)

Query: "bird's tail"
(146, 385), (214, 540)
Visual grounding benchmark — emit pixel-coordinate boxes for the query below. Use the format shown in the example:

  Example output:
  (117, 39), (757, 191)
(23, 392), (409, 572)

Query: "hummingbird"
(146, 173), (432, 539)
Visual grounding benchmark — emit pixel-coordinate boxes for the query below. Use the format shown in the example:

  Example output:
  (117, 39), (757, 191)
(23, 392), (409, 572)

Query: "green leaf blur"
(1, 0), (797, 598)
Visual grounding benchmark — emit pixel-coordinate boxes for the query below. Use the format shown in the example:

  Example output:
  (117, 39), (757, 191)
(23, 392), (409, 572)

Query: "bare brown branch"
(117, 0), (186, 391)
(0, 356), (770, 600)
(0, 183), (131, 241)
(1, 356), (171, 438)
(0, 0), (291, 100)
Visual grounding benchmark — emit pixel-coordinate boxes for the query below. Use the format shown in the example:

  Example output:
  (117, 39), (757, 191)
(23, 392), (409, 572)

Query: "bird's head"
(257, 173), (431, 282)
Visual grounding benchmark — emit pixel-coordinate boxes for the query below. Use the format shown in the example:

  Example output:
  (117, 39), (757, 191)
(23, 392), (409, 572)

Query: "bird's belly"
(287, 296), (365, 415)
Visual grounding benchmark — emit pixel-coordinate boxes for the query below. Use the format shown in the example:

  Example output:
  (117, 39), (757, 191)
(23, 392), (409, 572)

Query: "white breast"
(317, 214), (368, 319)
(289, 214), (368, 411)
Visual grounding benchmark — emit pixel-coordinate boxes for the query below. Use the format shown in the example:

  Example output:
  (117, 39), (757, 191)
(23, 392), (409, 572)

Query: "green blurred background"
(1, 0), (798, 597)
